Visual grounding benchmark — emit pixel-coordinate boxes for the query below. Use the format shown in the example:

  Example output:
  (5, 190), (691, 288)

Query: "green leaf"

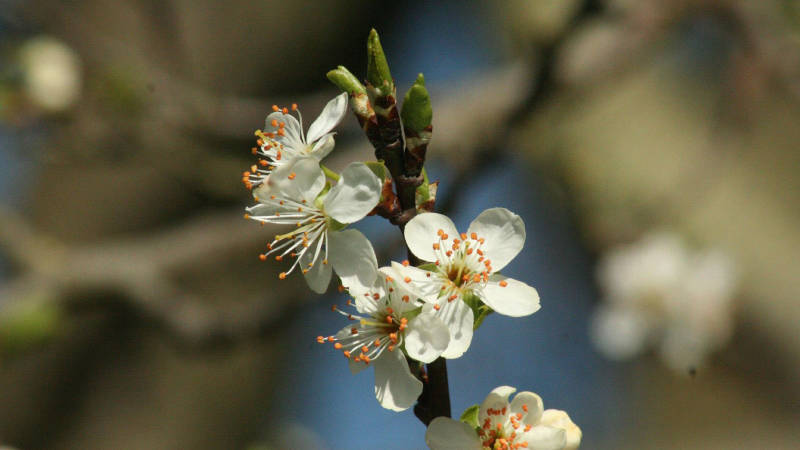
(366, 29), (394, 97)
(460, 404), (480, 428)
(326, 66), (367, 95)
(401, 73), (432, 133)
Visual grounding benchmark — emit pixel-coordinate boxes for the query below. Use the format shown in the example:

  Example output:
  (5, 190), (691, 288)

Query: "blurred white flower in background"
(18, 36), (82, 113)
(590, 231), (738, 373)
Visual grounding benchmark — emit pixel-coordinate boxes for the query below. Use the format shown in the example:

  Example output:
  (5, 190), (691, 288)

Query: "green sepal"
(401, 73), (432, 133)
(417, 262), (438, 272)
(326, 66), (367, 96)
(463, 292), (494, 330)
(327, 217), (348, 232)
(364, 160), (388, 181)
(366, 29), (394, 97)
(401, 305), (423, 322)
(460, 404), (480, 429)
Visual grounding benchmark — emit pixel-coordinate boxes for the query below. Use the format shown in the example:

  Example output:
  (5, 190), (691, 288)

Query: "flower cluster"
(590, 231), (738, 372)
(243, 29), (579, 449)
(426, 386), (582, 450)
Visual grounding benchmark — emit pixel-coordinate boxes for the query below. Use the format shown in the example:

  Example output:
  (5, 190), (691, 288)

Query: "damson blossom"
(425, 386), (581, 450)
(383, 208), (540, 358)
(245, 156), (381, 294)
(318, 273), (449, 411)
(242, 93), (348, 189)
(590, 231), (738, 372)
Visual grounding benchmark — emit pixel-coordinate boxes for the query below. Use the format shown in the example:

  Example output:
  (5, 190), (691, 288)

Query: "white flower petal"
(509, 391), (544, 426)
(404, 213), (459, 263)
(478, 385), (516, 428)
(380, 262), (442, 302)
(425, 417), (482, 450)
(479, 275), (541, 317)
(246, 201), (280, 217)
(310, 132), (335, 160)
(328, 229), (378, 298)
(437, 297), (474, 359)
(467, 207), (525, 272)
(335, 325), (370, 375)
(520, 425), (567, 450)
(265, 111), (304, 148)
(301, 249), (332, 294)
(374, 348), (422, 411)
(323, 162), (381, 224)
(540, 410), (582, 450)
(268, 157), (325, 204)
(405, 308), (449, 363)
(589, 305), (651, 360)
(306, 92), (348, 144)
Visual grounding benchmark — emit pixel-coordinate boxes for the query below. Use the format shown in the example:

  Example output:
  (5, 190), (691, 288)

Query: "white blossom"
(319, 273), (449, 411)
(243, 93), (348, 189)
(19, 36), (82, 112)
(245, 157), (381, 294)
(590, 231), (738, 372)
(425, 386), (582, 450)
(383, 208), (540, 358)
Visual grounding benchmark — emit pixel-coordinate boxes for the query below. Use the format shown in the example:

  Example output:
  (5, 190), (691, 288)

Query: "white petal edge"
(437, 297), (474, 359)
(300, 248), (332, 294)
(425, 417), (482, 450)
(509, 391), (544, 426)
(374, 348), (422, 411)
(540, 409), (582, 450)
(521, 425), (567, 450)
(405, 308), (449, 363)
(467, 207), (525, 272)
(324, 162), (381, 224)
(268, 157), (325, 204)
(380, 262), (442, 302)
(478, 385), (516, 430)
(306, 92), (348, 144)
(328, 229), (378, 298)
(479, 275), (541, 318)
(404, 213), (459, 263)
(310, 132), (335, 160)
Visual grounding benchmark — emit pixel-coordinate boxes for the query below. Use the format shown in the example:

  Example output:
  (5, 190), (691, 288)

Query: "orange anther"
(288, 172), (296, 180)
(402, 260), (410, 267)
(351, 327), (358, 334)
(361, 345), (369, 353)
(271, 119), (278, 127)
(433, 243), (440, 250)
(499, 280), (508, 287)
(316, 336), (324, 343)
(386, 315), (393, 324)
(402, 295), (409, 302)
(434, 304), (441, 311)
(373, 293), (380, 300)
(279, 272), (287, 279)
(272, 105), (279, 112)
(282, 107), (288, 114)
(343, 351), (351, 358)
(334, 343), (342, 349)
(460, 233), (467, 240)
(291, 103), (298, 110)
(404, 277), (411, 283)
(441, 234), (448, 240)
(373, 339), (381, 347)
(471, 232), (478, 240)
